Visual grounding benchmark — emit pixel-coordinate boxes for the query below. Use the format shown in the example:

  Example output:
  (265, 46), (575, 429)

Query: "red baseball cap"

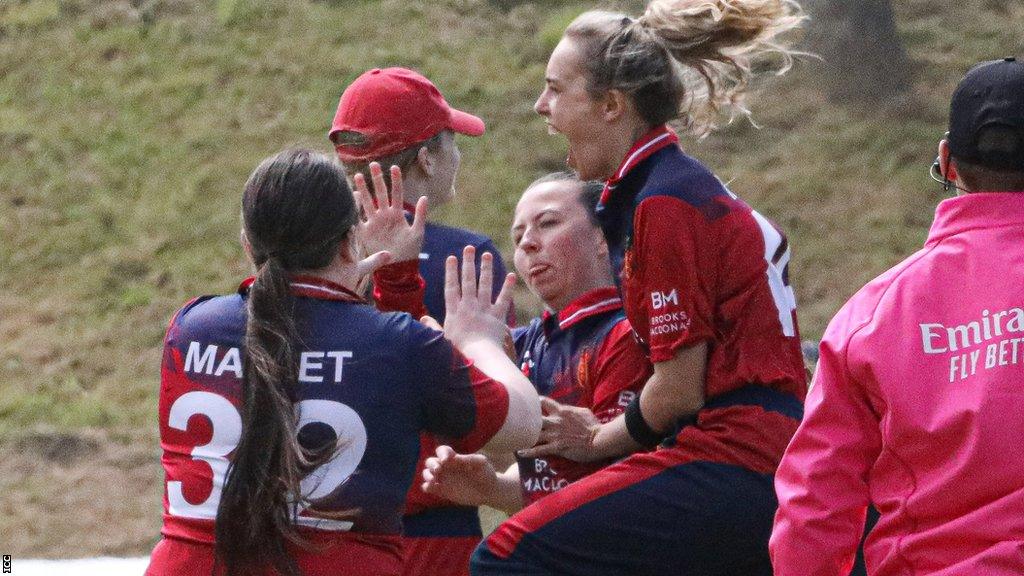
(329, 67), (485, 163)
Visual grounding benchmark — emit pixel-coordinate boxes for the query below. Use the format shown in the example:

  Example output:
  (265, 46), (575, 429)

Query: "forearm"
(587, 415), (645, 461)
(589, 343), (707, 460)
(637, 354), (705, 434)
(459, 340), (542, 455)
(487, 465), (524, 515)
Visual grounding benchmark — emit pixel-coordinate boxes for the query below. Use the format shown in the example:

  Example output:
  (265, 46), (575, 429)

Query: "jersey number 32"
(166, 391), (367, 530)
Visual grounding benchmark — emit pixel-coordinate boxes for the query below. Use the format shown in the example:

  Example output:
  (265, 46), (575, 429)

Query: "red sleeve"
(588, 319), (653, 423)
(448, 361), (510, 453)
(372, 260), (429, 319)
(630, 196), (715, 362)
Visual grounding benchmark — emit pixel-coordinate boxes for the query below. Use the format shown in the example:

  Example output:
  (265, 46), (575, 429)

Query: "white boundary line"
(8, 557), (149, 576)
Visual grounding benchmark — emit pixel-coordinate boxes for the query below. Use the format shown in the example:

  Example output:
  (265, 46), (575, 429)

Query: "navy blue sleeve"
(403, 318), (478, 439)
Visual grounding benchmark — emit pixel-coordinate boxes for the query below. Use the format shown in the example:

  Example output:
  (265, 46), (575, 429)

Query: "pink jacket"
(771, 192), (1024, 575)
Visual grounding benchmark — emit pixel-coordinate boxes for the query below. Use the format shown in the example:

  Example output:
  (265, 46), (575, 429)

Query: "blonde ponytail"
(565, 0), (804, 136)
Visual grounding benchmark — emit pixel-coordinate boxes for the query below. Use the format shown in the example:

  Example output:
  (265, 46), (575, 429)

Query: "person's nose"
(534, 90), (550, 116)
(519, 227), (541, 253)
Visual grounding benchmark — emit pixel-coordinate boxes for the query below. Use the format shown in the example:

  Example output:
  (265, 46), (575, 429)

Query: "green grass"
(0, 0), (1022, 555)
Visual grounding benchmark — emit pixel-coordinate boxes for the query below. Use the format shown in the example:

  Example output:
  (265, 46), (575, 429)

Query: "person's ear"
(414, 146), (434, 178)
(602, 89), (632, 123)
(938, 138), (957, 183)
(595, 236), (610, 259)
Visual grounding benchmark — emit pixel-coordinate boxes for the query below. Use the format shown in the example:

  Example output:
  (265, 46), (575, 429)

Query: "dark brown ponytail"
(214, 149), (358, 576)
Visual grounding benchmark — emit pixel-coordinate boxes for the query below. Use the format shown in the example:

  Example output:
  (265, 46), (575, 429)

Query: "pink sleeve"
(770, 305), (883, 575)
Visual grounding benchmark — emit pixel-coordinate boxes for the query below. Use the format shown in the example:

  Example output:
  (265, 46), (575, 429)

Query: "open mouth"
(528, 263), (552, 280)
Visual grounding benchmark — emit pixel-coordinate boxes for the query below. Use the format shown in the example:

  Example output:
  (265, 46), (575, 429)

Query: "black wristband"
(624, 396), (664, 448)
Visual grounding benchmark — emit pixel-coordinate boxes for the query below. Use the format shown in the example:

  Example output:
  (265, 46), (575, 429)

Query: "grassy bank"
(0, 0), (1020, 556)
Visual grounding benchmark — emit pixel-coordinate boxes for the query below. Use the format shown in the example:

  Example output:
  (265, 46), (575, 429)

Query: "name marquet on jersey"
(184, 341), (354, 383)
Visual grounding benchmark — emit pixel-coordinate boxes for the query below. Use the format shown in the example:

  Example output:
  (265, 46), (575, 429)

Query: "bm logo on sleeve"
(651, 289), (679, 310)
(650, 289), (690, 336)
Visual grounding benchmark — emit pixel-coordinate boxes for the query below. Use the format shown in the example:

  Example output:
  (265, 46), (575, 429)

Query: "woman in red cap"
(471, 1), (808, 575)
(328, 68), (513, 576)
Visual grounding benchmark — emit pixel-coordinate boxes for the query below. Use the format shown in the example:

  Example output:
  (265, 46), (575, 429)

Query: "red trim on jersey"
(238, 275), (367, 303)
(543, 286), (623, 331)
(540, 287), (623, 337)
(486, 406), (797, 559)
(600, 125), (679, 204)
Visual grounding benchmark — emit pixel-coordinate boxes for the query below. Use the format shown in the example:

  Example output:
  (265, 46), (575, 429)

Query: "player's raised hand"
(421, 445), (501, 507)
(442, 245), (516, 350)
(353, 162), (428, 263)
(518, 397), (601, 462)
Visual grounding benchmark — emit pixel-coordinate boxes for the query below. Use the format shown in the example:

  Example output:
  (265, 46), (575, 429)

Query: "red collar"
(238, 275), (366, 303)
(600, 125), (679, 204)
(541, 287), (622, 332)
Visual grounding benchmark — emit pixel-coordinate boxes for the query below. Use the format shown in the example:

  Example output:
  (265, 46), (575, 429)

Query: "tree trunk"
(805, 0), (912, 105)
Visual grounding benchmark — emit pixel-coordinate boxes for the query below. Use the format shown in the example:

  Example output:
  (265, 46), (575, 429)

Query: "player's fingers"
(540, 396), (561, 415)
(477, 252), (494, 301)
(461, 453), (489, 467)
(412, 195), (429, 235)
(369, 162), (388, 210)
(536, 425), (563, 444)
(422, 478), (443, 495)
(421, 470), (438, 493)
(352, 174), (375, 218)
(540, 414), (560, 428)
(443, 255), (459, 315)
(356, 250), (392, 277)
(460, 245), (477, 301)
(389, 165), (403, 209)
(491, 273), (517, 317)
(434, 445), (456, 460)
(518, 442), (557, 459)
(419, 315), (442, 331)
(423, 464), (436, 480)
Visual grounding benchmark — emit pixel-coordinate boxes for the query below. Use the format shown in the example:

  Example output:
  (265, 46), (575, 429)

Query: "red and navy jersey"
(157, 276), (509, 546)
(513, 288), (651, 506)
(372, 219), (511, 538)
(597, 126), (806, 474)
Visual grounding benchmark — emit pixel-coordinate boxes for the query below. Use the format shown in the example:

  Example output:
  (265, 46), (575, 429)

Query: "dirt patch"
(0, 433), (163, 558)
(15, 431), (102, 467)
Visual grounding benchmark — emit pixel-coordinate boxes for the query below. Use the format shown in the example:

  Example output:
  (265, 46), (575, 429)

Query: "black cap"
(948, 57), (1024, 171)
